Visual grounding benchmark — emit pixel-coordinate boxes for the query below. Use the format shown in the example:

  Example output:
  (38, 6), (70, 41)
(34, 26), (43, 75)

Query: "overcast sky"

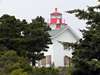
(0, 0), (98, 36)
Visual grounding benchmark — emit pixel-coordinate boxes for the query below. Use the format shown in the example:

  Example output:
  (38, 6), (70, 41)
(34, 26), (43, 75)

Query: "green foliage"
(66, 64), (73, 75)
(0, 14), (52, 65)
(32, 67), (59, 75)
(0, 51), (33, 75)
(67, 1), (100, 75)
(0, 51), (59, 75)
(11, 69), (28, 75)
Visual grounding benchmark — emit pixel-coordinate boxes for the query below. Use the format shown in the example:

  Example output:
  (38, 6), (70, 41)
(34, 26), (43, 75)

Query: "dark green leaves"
(66, 1), (100, 75)
(0, 14), (52, 66)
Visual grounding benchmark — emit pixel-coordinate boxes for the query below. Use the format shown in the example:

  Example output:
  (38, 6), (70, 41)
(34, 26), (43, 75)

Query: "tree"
(25, 16), (52, 65)
(0, 14), (52, 66)
(66, 1), (100, 75)
(0, 51), (33, 75)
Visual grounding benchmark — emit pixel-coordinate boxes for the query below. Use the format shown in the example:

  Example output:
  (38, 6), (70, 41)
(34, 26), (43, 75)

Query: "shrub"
(32, 67), (59, 75)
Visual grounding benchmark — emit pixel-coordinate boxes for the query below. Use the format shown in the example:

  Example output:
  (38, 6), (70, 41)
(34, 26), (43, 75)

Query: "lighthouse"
(49, 8), (66, 30)
(36, 8), (80, 67)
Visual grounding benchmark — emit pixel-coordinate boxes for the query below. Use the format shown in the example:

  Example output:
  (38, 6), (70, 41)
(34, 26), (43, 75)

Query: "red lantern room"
(49, 8), (66, 30)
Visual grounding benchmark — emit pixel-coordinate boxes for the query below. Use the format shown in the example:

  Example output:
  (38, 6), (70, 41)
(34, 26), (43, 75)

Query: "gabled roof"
(49, 25), (80, 41)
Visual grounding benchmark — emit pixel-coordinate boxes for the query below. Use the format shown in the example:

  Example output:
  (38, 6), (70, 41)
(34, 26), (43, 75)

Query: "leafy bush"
(11, 69), (28, 75)
(0, 51), (33, 75)
(0, 51), (60, 75)
(32, 67), (59, 75)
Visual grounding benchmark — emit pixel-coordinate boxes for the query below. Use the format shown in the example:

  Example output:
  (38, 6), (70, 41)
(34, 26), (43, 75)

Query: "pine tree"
(66, 1), (100, 75)
(25, 16), (52, 65)
(0, 15), (52, 66)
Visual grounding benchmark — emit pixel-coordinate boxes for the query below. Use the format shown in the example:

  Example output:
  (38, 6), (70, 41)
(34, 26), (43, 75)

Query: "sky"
(0, 0), (98, 36)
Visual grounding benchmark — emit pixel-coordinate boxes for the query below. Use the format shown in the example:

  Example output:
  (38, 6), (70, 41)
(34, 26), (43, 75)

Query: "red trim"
(56, 24), (61, 30)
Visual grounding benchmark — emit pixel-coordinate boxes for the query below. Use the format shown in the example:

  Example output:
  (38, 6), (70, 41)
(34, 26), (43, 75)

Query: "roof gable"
(49, 26), (80, 43)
